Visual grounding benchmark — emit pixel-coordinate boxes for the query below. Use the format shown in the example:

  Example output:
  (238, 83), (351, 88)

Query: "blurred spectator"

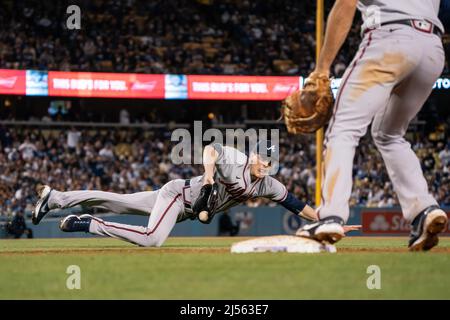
(0, 0), (448, 221)
(67, 127), (81, 150)
(120, 109), (130, 125)
(0, 0), (367, 77)
(439, 145), (450, 166)
(0, 123), (449, 217)
(18, 137), (37, 160)
(6, 211), (33, 239)
(218, 212), (240, 236)
(99, 143), (115, 159)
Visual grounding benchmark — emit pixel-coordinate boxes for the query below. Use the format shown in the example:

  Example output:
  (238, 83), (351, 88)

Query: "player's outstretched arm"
(202, 145), (219, 185)
(315, 0), (358, 76)
(300, 204), (318, 221)
(279, 194), (361, 234)
(278, 192), (316, 221)
(300, 205), (362, 233)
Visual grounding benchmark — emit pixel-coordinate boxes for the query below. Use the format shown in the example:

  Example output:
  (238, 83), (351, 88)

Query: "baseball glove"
(281, 72), (335, 134)
(192, 183), (219, 224)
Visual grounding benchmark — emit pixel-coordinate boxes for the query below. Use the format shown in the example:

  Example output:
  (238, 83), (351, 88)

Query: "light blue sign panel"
(26, 70), (48, 96)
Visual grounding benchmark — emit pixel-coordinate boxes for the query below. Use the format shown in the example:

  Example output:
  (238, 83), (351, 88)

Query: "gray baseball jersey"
(187, 143), (288, 214)
(358, 0), (444, 33)
(47, 144), (288, 247)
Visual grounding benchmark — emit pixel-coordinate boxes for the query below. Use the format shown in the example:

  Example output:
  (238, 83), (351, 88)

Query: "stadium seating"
(2, 0), (447, 76)
(0, 124), (448, 218)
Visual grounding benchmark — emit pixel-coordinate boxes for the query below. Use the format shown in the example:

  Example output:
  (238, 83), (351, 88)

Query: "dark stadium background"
(0, 0), (449, 237)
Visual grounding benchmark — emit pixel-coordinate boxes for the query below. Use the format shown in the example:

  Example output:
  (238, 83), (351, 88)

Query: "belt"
(364, 19), (443, 38)
(183, 179), (193, 213)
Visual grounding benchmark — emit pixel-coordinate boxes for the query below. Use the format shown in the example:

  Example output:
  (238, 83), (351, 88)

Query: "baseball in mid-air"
(199, 211), (209, 222)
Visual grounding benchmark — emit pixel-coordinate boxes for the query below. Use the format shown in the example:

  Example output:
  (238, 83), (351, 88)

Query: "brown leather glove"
(282, 72), (335, 134)
(192, 183), (219, 224)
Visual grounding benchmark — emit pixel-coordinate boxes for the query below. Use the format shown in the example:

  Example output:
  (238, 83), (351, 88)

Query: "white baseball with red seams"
(318, 0), (445, 223)
(198, 211), (209, 222)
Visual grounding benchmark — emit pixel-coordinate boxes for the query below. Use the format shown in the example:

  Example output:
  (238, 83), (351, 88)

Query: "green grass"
(0, 237), (449, 299)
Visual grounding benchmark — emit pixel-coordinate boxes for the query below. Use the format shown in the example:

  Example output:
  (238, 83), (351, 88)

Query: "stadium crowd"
(1, 0), (449, 77)
(0, 124), (449, 218)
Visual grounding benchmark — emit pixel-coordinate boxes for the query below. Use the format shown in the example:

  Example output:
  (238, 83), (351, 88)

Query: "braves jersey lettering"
(358, 0), (444, 33)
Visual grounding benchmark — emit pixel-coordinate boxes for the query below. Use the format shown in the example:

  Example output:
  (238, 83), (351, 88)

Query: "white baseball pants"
(49, 179), (186, 246)
(319, 24), (445, 222)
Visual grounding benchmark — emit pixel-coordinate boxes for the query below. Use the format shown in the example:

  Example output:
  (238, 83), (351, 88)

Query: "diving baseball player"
(297, 0), (448, 250)
(32, 141), (359, 247)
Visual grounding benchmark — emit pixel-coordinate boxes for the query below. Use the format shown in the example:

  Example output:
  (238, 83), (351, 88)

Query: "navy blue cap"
(252, 139), (280, 163)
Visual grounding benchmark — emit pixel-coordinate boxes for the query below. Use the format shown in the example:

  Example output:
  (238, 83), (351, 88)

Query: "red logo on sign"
(0, 70), (26, 95)
(0, 76), (17, 88)
(131, 81), (157, 91)
(362, 211), (450, 235)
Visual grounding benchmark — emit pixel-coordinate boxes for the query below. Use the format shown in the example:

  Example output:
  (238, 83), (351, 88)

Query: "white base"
(231, 235), (336, 254)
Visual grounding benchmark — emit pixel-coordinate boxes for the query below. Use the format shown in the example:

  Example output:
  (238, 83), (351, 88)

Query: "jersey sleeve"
(260, 176), (288, 202)
(211, 143), (247, 166)
(261, 177), (307, 215)
(212, 143), (224, 162)
(279, 192), (307, 216)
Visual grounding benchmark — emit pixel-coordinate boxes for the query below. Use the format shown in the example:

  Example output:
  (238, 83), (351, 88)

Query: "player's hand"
(343, 225), (361, 233)
(203, 175), (215, 185)
(312, 68), (330, 78)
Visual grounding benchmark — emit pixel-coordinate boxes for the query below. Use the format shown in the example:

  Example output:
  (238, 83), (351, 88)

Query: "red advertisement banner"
(0, 69), (449, 99)
(362, 211), (450, 235)
(0, 69), (26, 95)
(48, 71), (165, 98)
(188, 75), (301, 100)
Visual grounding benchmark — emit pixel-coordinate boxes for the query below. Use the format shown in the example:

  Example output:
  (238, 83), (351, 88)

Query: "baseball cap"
(250, 139), (280, 175)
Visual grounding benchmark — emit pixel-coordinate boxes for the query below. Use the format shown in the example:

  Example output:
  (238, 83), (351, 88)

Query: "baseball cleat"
(60, 215), (92, 232)
(79, 214), (94, 219)
(32, 184), (52, 225)
(296, 216), (345, 244)
(408, 205), (448, 251)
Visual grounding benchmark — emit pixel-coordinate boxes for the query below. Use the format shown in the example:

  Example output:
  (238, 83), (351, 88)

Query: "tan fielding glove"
(282, 72), (335, 134)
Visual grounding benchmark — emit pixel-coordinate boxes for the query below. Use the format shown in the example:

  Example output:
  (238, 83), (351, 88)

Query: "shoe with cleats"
(296, 216), (345, 244)
(32, 184), (52, 225)
(409, 205), (448, 251)
(59, 215), (92, 233)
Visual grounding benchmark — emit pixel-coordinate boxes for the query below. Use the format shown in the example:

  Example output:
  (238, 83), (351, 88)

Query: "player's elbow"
(335, 0), (358, 9)
(204, 144), (214, 155)
(331, 0), (358, 17)
(203, 145), (219, 163)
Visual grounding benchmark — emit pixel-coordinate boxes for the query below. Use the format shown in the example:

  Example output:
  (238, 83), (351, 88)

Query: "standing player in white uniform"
(298, 0), (448, 250)
(32, 141), (358, 247)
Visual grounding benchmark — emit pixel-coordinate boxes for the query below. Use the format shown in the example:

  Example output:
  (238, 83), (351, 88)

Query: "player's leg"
(371, 36), (444, 220)
(61, 180), (185, 247)
(48, 189), (158, 215)
(320, 28), (423, 219)
(299, 27), (422, 243)
(371, 32), (447, 250)
(32, 184), (158, 224)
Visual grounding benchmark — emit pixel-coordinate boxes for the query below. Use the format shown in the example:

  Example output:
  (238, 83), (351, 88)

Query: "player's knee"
(326, 128), (365, 147)
(139, 236), (158, 247)
(372, 130), (401, 147)
(371, 129), (382, 145)
(140, 235), (165, 247)
(154, 239), (165, 247)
